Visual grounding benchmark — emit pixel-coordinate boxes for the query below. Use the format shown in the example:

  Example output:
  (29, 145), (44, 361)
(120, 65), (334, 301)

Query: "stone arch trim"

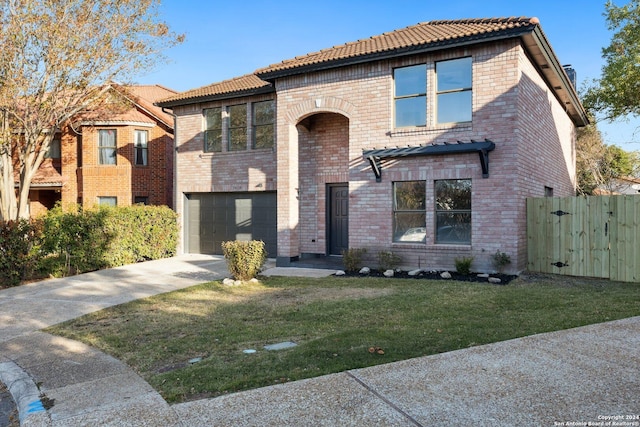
(285, 96), (356, 124)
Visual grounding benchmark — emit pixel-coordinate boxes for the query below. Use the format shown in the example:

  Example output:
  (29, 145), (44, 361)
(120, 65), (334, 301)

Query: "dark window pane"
(229, 127), (247, 151)
(394, 181), (426, 210)
(229, 104), (247, 128)
(435, 179), (471, 245)
(393, 181), (426, 243)
(205, 108), (222, 129)
(204, 130), (222, 152)
(435, 212), (471, 244)
(436, 179), (471, 210)
(253, 100), (274, 125)
(254, 124), (274, 149)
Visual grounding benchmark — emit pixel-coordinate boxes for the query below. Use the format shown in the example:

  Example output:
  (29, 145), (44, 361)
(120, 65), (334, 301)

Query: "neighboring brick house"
(27, 84), (176, 217)
(157, 17), (588, 273)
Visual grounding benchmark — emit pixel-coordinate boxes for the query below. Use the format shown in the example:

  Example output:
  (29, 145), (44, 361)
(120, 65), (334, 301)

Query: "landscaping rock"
(383, 269), (394, 277)
(477, 273), (490, 278)
(488, 277), (502, 284)
(408, 269), (422, 276)
(440, 271), (452, 279)
(335, 270), (346, 276)
(359, 267), (371, 274)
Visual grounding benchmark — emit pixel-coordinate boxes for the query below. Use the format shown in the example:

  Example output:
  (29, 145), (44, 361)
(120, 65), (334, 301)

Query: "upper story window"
(204, 107), (223, 152)
(134, 130), (148, 166)
(252, 100), (275, 149)
(228, 104), (247, 151)
(436, 57), (472, 124)
(435, 179), (471, 244)
(203, 100), (274, 153)
(394, 64), (427, 128)
(45, 136), (61, 159)
(98, 129), (117, 165)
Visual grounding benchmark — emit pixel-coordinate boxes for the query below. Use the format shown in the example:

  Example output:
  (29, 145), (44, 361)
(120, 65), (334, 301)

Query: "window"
(436, 57), (472, 124)
(544, 186), (554, 197)
(393, 181), (426, 243)
(394, 64), (426, 128)
(435, 179), (471, 244)
(134, 130), (148, 166)
(253, 100), (275, 149)
(204, 107), (222, 152)
(98, 196), (117, 207)
(45, 137), (61, 159)
(134, 196), (148, 205)
(98, 129), (117, 165)
(228, 104), (247, 151)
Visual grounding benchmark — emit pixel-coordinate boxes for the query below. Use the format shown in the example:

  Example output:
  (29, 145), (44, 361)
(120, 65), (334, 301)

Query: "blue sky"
(138, 0), (639, 151)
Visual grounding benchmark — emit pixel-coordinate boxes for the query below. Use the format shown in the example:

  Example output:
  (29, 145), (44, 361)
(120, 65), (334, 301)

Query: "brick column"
(276, 123), (300, 266)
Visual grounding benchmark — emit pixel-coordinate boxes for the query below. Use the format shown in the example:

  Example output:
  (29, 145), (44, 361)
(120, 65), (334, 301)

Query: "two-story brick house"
(28, 84), (176, 217)
(158, 17), (588, 273)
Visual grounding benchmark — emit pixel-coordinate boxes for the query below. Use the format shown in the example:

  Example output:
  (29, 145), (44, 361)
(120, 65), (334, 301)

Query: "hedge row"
(0, 204), (178, 287)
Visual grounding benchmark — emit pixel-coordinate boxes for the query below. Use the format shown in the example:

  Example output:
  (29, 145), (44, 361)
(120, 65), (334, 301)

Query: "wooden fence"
(527, 195), (640, 283)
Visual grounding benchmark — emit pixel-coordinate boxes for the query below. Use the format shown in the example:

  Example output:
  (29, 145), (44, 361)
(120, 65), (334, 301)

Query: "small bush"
(0, 219), (42, 287)
(341, 248), (367, 272)
(377, 250), (402, 271)
(491, 250), (511, 273)
(222, 240), (266, 281)
(454, 256), (474, 275)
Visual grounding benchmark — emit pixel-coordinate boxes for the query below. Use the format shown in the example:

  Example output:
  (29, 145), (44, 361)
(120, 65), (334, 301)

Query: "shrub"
(491, 250), (511, 273)
(0, 219), (42, 287)
(454, 256), (474, 275)
(40, 204), (178, 277)
(341, 248), (367, 272)
(222, 240), (266, 281)
(377, 250), (402, 271)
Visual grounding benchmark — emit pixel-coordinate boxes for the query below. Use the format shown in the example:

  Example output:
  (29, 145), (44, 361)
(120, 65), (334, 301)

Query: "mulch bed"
(335, 269), (518, 284)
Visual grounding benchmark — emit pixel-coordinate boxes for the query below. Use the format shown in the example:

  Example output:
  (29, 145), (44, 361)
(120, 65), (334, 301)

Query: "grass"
(45, 273), (640, 403)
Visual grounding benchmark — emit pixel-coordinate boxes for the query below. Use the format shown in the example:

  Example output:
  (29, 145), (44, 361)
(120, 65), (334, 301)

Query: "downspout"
(162, 106), (183, 255)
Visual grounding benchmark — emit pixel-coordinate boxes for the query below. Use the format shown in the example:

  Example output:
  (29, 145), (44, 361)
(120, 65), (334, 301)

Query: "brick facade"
(27, 85), (175, 215)
(167, 21), (585, 275)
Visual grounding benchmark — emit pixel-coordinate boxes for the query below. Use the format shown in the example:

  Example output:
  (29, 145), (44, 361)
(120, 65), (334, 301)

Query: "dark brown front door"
(328, 185), (348, 255)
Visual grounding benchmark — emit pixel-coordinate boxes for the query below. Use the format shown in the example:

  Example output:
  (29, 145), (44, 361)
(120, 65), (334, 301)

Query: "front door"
(328, 184), (348, 255)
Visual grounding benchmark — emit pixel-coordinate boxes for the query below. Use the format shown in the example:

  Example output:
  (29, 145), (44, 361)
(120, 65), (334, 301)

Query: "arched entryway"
(296, 112), (350, 257)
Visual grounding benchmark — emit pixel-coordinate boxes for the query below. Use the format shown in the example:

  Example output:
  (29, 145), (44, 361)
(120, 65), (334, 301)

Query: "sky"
(137, 0), (640, 151)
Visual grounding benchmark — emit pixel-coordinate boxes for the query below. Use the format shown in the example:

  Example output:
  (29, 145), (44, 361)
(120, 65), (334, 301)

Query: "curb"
(0, 361), (50, 426)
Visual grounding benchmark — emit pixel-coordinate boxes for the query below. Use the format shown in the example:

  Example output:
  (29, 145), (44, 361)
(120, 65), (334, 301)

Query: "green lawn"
(46, 274), (640, 403)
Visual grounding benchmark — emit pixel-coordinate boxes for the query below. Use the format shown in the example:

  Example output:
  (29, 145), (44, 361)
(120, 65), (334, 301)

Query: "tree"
(0, 0), (183, 221)
(583, 0), (640, 120)
(576, 120), (639, 194)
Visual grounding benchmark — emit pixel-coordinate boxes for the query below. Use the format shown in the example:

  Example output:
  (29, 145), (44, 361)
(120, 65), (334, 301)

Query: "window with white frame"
(394, 64), (427, 128)
(436, 57), (472, 124)
(252, 100), (275, 149)
(98, 129), (117, 165)
(98, 196), (117, 207)
(134, 130), (148, 166)
(393, 181), (426, 243)
(435, 179), (471, 244)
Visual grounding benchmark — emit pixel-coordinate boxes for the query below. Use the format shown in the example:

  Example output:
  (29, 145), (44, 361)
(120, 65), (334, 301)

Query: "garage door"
(186, 192), (277, 257)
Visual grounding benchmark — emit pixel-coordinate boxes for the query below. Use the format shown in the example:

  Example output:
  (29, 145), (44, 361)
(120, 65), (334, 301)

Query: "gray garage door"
(185, 192), (277, 257)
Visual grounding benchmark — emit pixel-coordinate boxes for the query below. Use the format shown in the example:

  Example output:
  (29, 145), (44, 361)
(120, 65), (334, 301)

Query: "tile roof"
(121, 85), (178, 126)
(27, 160), (65, 187)
(158, 74), (273, 106)
(256, 17), (539, 77)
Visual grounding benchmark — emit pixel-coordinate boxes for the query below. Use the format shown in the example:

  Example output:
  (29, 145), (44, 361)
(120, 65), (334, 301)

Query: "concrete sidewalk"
(0, 255), (638, 426)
